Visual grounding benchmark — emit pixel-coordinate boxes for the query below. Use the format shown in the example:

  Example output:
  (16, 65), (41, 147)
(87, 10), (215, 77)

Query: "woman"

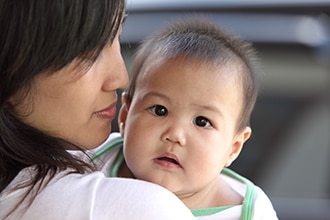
(0, 0), (195, 219)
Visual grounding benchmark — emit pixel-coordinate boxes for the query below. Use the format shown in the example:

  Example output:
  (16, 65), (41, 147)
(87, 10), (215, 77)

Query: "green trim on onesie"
(92, 137), (256, 220)
(109, 146), (124, 177)
(221, 168), (256, 220)
(191, 206), (232, 216)
(91, 137), (123, 161)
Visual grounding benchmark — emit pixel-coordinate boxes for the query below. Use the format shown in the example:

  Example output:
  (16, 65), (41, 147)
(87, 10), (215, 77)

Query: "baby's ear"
(225, 126), (251, 167)
(118, 92), (129, 137)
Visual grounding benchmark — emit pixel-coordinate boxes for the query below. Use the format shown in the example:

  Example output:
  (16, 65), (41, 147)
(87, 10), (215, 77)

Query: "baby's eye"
(193, 116), (212, 128)
(149, 105), (168, 117)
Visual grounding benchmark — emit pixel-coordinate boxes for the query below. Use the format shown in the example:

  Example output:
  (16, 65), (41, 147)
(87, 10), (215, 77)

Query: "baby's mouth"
(158, 156), (180, 165)
(156, 153), (182, 168)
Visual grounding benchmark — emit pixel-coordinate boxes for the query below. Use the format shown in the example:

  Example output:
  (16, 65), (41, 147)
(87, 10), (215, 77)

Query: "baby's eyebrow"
(193, 103), (223, 116)
(143, 91), (170, 102)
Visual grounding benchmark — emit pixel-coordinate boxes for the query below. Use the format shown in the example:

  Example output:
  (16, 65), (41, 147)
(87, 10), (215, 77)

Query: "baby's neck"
(177, 175), (243, 209)
(118, 163), (243, 210)
(118, 161), (135, 178)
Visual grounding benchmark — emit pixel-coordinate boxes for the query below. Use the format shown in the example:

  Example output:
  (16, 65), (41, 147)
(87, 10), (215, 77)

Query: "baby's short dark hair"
(126, 17), (260, 130)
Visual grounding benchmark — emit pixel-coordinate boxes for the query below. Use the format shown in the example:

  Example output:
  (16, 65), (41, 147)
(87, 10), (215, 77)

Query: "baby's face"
(121, 57), (250, 201)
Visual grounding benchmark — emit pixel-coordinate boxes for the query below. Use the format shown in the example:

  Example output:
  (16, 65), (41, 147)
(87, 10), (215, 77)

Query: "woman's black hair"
(0, 0), (125, 205)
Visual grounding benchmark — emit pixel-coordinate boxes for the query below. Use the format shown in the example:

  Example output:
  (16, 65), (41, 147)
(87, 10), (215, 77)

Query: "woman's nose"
(115, 56), (129, 89)
(102, 42), (128, 91)
(103, 68), (128, 92)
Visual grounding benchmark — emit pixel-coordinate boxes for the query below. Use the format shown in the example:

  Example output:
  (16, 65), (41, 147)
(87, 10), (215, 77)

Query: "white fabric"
(95, 132), (278, 220)
(194, 173), (278, 220)
(0, 133), (195, 220)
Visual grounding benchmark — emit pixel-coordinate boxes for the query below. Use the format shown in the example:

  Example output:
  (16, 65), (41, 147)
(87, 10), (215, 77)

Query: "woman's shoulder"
(1, 169), (195, 219)
(44, 171), (195, 219)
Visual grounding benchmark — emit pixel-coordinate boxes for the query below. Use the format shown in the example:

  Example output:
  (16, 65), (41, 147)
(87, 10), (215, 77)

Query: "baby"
(93, 17), (278, 219)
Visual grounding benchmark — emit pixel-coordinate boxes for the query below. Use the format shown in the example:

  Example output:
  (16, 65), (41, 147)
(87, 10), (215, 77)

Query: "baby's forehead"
(141, 54), (244, 82)
(135, 56), (245, 105)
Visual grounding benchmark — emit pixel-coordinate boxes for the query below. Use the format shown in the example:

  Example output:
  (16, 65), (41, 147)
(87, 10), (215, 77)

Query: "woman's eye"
(194, 116), (212, 128)
(149, 105), (168, 116)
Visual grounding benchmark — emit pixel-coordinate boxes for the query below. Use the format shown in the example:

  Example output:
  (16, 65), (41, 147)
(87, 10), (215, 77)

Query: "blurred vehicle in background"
(114, 0), (330, 219)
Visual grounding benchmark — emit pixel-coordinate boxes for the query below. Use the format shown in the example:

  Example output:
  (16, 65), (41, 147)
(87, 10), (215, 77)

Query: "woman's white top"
(0, 133), (195, 220)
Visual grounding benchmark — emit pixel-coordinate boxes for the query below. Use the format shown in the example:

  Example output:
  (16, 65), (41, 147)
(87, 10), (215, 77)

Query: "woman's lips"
(94, 102), (117, 120)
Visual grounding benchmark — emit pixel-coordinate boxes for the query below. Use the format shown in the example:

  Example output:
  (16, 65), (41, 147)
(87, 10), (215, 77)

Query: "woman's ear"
(118, 92), (129, 137)
(225, 126), (252, 167)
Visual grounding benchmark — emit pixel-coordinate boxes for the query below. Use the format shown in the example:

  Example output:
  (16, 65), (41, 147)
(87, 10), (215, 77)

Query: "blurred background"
(114, 0), (330, 219)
